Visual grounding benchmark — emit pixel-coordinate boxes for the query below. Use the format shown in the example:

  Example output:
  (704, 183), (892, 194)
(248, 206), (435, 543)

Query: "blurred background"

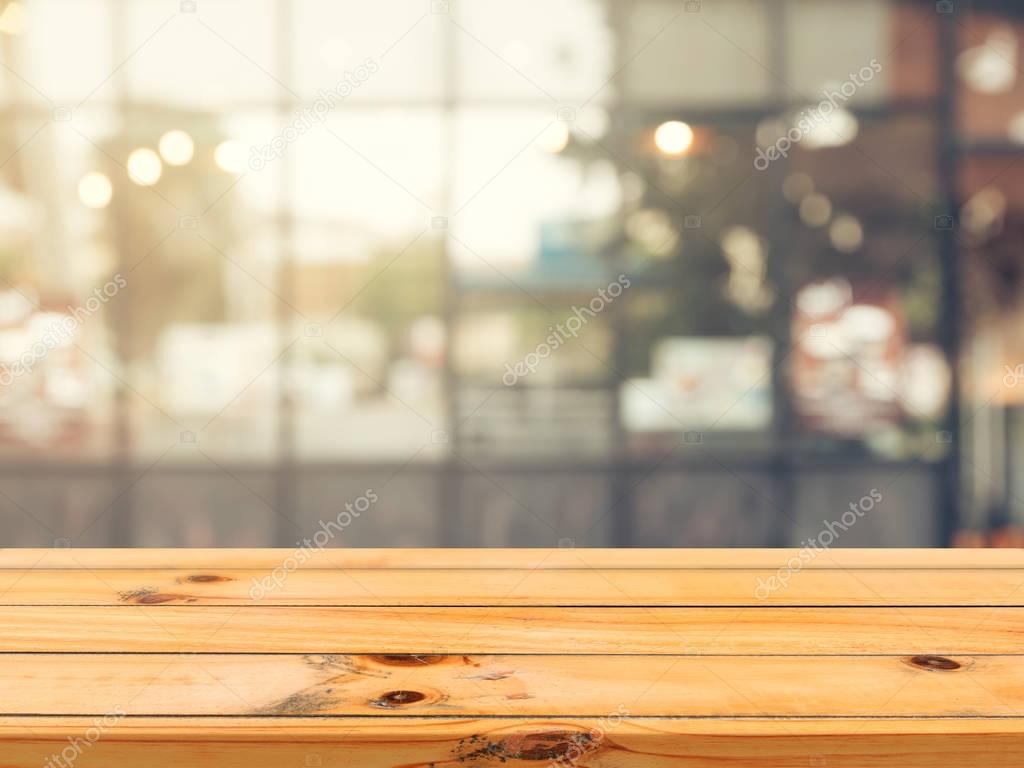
(0, 0), (1021, 547)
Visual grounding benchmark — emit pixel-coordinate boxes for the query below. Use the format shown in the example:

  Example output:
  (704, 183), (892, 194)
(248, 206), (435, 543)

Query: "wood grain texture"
(4, 547), (1024, 569)
(2, 717), (1024, 768)
(0, 605), (1019, 653)
(0, 653), (1020, 717)
(3, 549), (1023, 766)
(3, 567), (1024, 605)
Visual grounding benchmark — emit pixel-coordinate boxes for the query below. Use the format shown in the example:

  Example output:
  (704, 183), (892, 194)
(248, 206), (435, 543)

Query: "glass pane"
(292, 307), (447, 460)
(785, 0), (891, 104)
(133, 468), (276, 546)
(784, 114), (937, 208)
(112, 111), (286, 461)
(288, 109), (445, 460)
(0, 112), (119, 461)
(292, 468), (440, 546)
(623, 0), (772, 106)
(458, 386), (614, 460)
(452, 107), (620, 278)
(124, 0), (278, 107)
(785, 115), (948, 457)
(887, 0), (940, 101)
(8, 0), (115, 104)
(631, 469), (780, 546)
(290, 109), (442, 231)
(614, 118), (776, 453)
(293, 0), (444, 102)
(458, 470), (611, 546)
(455, 0), (612, 102)
(0, 472), (117, 546)
(960, 154), (1024, 531)
(956, 8), (1024, 142)
(454, 297), (614, 386)
(793, 468), (937, 546)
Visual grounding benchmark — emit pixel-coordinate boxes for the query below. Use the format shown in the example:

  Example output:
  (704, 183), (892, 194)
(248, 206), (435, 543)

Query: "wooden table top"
(2, 548), (1023, 767)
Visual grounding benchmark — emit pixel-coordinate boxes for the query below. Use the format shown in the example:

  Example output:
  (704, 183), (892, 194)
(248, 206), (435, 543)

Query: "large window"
(0, 0), (986, 546)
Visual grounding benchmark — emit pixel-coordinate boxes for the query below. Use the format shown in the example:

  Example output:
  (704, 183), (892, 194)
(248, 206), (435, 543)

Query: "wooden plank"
(0, 606), (1019, 653)
(0, 653), (1020, 717)
(4, 547), (1024, 570)
(6, 549), (1022, 765)
(2, 567), (1024, 606)
(3, 717), (1024, 767)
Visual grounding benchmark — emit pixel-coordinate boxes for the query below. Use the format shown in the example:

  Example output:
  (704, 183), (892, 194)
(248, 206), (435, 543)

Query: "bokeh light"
(159, 130), (195, 166)
(77, 172), (112, 209)
(126, 148), (162, 187)
(654, 121), (694, 156)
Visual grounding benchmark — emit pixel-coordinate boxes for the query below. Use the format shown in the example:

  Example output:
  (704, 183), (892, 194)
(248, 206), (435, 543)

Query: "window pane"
(785, 115), (948, 456)
(623, 0), (772, 106)
(793, 468), (937, 546)
(454, 298), (614, 386)
(133, 468), (276, 546)
(287, 109), (445, 460)
(0, 472), (117, 546)
(124, 0), (278, 107)
(0, 111), (120, 461)
(455, 0), (613, 102)
(12, 0), (115, 104)
(458, 470), (611, 546)
(956, 9), (1024, 142)
(290, 109), (442, 229)
(960, 154), (1024, 529)
(292, 468), (440, 546)
(785, 0), (891, 104)
(452, 107), (620, 275)
(293, 0), (444, 102)
(631, 469), (780, 546)
(614, 118), (776, 452)
(115, 111), (286, 461)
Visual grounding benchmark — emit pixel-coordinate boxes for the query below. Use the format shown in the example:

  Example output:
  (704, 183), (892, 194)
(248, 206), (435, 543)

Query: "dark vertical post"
(936, 6), (961, 546)
(766, 0), (796, 547)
